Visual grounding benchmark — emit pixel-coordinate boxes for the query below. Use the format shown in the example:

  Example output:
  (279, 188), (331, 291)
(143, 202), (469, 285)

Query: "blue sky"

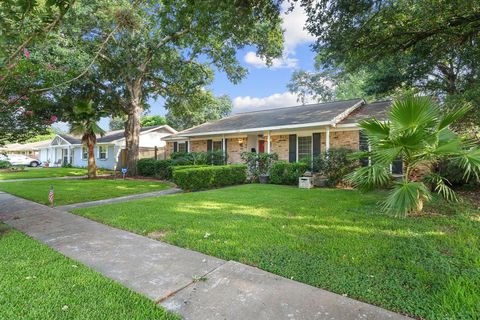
(96, 5), (317, 130)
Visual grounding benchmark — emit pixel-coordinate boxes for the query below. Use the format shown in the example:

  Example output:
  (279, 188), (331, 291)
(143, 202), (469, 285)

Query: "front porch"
(45, 136), (74, 167)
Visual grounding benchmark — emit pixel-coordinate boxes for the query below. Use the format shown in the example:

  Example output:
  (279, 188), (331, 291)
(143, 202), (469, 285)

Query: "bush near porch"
(172, 165), (246, 191)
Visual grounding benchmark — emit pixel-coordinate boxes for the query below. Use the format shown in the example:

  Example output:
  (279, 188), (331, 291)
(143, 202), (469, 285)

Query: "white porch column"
(325, 127), (330, 152)
(266, 131), (271, 154)
(222, 135), (226, 157)
(67, 147), (71, 164)
(187, 139), (191, 153)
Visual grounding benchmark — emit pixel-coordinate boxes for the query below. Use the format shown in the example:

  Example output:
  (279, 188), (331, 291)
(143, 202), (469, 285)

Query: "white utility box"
(299, 176), (314, 189)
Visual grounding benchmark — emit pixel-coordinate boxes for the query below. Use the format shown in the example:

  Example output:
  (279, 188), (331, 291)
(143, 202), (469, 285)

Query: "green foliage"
(269, 161), (309, 185)
(382, 180), (432, 217)
(436, 159), (480, 187)
(137, 159), (157, 177)
(347, 95), (480, 216)
(241, 152), (278, 181)
(298, 0), (480, 132)
(141, 115), (166, 127)
(166, 94), (232, 131)
(172, 165), (246, 191)
(312, 148), (358, 186)
(171, 151), (226, 166)
(0, 160), (11, 169)
(109, 117), (125, 131)
(137, 159), (174, 180)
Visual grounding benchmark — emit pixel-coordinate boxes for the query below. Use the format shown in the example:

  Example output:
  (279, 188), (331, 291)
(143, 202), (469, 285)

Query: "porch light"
(237, 138), (244, 146)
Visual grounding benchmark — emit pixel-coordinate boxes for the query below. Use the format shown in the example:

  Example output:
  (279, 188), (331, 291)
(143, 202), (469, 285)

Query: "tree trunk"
(87, 142), (97, 179)
(125, 100), (142, 176)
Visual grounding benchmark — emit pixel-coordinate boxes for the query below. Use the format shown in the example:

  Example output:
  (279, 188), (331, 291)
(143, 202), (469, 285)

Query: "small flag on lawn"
(49, 185), (54, 207)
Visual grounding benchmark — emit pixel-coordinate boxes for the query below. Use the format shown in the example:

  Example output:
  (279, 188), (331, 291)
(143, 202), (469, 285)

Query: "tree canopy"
(166, 94), (232, 131)
(293, 0), (480, 134)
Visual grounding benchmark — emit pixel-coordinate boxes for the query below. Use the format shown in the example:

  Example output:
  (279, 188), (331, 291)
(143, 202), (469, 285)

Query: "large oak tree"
(65, 0), (284, 175)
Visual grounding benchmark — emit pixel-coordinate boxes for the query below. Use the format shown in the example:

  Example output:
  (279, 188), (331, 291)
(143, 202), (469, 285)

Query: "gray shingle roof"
(338, 100), (391, 124)
(59, 125), (171, 145)
(176, 99), (365, 136)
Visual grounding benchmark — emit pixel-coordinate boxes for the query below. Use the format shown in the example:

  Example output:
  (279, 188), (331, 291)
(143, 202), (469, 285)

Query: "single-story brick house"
(163, 98), (402, 173)
(39, 125), (177, 169)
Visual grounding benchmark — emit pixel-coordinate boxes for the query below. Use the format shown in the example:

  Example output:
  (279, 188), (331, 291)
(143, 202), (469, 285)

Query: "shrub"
(154, 160), (174, 180)
(137, 158), (157, 176)
(436, 159), (479, 187)
(270, 161), (309, 185)
(312, 148), (357, 186)
(240, 152), (278, 182)
(0, 160), (11, 169)
(172, 165), (246, 191)
(171, 151), (227, 165)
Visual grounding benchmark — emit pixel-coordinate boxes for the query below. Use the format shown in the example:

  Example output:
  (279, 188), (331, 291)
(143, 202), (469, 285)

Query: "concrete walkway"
(0, 192), (411, 320)
(56, 188), (182, 211)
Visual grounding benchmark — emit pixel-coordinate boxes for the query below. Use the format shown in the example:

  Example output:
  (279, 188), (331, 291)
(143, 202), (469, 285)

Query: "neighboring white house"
(38, 125), (177, 170)
(0, 139), (51, 159)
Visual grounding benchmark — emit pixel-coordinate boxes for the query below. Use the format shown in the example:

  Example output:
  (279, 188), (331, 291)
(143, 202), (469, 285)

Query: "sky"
(95, 4), (317, 130)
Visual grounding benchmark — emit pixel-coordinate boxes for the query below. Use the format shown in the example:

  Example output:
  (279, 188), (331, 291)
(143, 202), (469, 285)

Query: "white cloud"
(232, 92), (314, 113)
(244, 51), (298, 69)
(281, 4), (316, 53)
(243, 4), (315, 69)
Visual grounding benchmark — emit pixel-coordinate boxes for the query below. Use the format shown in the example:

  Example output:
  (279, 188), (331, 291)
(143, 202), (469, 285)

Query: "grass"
(0, 167), (112, 180)
(0, 179), (170, 205)
(0, 223), (178, 319)
(73, 184), (480, 319)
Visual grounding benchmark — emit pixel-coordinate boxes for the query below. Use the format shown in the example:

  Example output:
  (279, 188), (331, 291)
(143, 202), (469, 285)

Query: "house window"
(98, 146), (107, 160)
(82, 146), (88, 160)
(297, 136), (312, 161)
(178, 142), (187, 153)
(213, 140), (222, 151)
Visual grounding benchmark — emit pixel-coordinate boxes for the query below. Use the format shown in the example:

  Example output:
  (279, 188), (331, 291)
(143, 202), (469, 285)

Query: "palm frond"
(438, 104), (472, 131)
(370, 145), (402, 166)
(346, 164), (392, 191)
(456, 148), (480, 181)
(381, 180), (432, 217)
(423, 173), (458, 202)
(388, 95), (439, 132)
(359, 118), (390, 139)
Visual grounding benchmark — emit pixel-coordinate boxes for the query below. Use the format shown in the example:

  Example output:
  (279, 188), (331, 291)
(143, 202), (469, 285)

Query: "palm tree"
(69, 100), (105, 179)
(348, 95), (480, 216)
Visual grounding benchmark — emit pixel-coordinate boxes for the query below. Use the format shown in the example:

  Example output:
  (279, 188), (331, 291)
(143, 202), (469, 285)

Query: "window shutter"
(207, 139), (213, 151)
(312, 133), (321, 157)
(173, 142), (178, 152)
(288, 134), (297, 163)
(185, 141), (189, 153)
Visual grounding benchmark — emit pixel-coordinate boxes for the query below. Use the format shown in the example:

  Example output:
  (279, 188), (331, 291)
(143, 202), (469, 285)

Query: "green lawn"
(0, 167), (112, 180)
(0, 224), (177, 319)
(0, 179), (170, 205)
(73, 184), (480, 319)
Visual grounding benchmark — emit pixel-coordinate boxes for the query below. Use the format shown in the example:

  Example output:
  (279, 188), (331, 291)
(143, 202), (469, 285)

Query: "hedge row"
(172, 165), (247, 191)
(137, 159), (173, 180)
(269, 161), (309, 185)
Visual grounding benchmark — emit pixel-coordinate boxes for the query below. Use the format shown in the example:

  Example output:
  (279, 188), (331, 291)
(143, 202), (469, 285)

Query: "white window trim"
(97, 145), (108, 160)
(177, 142), (187, 153)
(296, 134), (313, 163)
(82, 146), (88, 160)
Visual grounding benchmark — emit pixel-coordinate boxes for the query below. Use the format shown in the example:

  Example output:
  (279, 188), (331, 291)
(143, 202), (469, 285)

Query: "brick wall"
(227, 138), (248, 164)
(271, 135), (289, 161)
(191, 140), (207, 153)
(165, 142), (174, 159)
(323, 130), (360, 151)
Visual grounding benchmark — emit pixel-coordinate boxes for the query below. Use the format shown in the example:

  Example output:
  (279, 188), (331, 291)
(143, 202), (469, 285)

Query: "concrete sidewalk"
(56, 188), (182, 211)
(0, 192), (411, 320)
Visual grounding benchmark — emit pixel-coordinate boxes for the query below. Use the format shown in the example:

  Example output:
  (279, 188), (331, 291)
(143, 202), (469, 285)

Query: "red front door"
(258, 140), (265, 153)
